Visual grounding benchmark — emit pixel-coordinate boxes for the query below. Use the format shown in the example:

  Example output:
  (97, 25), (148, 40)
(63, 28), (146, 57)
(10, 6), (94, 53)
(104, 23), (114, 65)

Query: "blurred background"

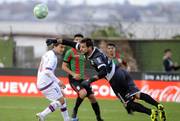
(0, 1), (180, 121)
(0, 0), (180, 72)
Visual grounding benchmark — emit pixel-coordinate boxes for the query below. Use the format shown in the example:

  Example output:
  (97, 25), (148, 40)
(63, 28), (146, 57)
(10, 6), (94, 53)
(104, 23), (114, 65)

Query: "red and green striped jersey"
(112, 58), (120, 65)
(63, 48), (85, 79)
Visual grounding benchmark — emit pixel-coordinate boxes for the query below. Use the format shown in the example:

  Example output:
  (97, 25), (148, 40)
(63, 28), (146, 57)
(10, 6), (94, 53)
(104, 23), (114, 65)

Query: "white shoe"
(36, 113), (45, 121)
(66, 117), (72, 121)
(71, 117), (79, 121)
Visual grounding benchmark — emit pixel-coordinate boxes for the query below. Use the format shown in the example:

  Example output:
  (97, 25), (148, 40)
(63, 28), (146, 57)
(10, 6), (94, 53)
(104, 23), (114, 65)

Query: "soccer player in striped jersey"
(48, 38), (167, 121)
(36, 40), (70, 121)
(62, 34), (103, 121)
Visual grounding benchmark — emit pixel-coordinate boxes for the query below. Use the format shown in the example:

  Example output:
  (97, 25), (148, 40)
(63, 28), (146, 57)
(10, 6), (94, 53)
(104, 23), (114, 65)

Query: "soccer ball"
(33, 3), (48, 19)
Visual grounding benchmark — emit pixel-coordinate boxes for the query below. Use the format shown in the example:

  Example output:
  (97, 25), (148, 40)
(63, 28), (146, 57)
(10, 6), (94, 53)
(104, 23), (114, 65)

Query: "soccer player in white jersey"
(36, 40), (70, 121)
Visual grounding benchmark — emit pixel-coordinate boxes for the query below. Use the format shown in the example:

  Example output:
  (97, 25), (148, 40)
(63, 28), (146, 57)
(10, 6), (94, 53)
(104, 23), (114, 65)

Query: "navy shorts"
(109, 67), (140, 104)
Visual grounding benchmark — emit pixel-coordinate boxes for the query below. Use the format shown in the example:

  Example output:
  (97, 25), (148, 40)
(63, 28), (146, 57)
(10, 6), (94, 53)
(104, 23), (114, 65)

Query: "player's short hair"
(164, 48), (171, 53)
(74, 33), (84, 38)
(107, 43), (116, 48)
(81, 38), (94, 47)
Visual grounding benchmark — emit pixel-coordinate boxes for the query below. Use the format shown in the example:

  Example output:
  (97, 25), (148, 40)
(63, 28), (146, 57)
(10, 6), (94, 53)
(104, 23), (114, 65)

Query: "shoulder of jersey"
(46, 50), (56, 57)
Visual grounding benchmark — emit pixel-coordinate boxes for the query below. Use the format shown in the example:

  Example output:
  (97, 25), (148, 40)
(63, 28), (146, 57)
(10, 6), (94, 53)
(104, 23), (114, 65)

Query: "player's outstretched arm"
(46, 38), (80, 50)
(61, 39), (79, 50)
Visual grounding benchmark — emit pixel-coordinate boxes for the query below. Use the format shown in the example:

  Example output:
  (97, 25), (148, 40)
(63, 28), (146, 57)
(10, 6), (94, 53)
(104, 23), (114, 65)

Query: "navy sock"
(140, 93), (159, 108)
(128, 101), (151, 115)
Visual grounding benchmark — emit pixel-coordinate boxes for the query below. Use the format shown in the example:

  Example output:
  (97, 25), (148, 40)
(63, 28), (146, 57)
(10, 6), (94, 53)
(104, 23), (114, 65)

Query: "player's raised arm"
(62, 39), (80, 50)
(46, 38), (80, 50)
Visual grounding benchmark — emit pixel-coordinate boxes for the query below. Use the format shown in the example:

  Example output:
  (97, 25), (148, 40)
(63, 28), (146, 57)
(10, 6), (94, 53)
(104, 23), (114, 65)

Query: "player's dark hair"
(107, 43), (116, 48)
(46, 39), (60, 47)
(80, 38), (94, 48)
(164, 48), (171, 53)
(74, 33), (84, 38)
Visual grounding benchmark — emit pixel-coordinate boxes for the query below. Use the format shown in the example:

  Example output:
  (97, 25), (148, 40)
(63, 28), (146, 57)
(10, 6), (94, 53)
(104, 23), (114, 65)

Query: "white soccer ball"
(33, 3), (48, 19)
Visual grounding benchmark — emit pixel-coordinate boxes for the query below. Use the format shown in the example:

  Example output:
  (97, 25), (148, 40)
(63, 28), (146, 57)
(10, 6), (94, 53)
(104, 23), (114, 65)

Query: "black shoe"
(97, 117), (104, 121)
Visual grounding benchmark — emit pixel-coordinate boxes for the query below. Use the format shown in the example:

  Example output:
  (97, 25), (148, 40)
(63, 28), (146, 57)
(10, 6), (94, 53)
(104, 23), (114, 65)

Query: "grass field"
(0, 97), (179, 121)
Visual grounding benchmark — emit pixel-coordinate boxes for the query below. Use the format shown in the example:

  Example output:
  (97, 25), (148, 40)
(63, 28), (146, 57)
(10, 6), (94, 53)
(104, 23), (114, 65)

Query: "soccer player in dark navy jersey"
(47, 38), (166, 121)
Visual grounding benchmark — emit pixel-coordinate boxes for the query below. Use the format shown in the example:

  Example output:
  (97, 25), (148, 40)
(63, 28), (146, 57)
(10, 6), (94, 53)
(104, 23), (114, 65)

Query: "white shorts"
(41, 82), (63, 101)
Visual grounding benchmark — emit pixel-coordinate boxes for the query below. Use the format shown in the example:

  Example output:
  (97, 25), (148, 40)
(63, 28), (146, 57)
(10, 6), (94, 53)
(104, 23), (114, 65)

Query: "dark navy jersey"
(82, 47), (116, 81)
(88, 47), (112, 73)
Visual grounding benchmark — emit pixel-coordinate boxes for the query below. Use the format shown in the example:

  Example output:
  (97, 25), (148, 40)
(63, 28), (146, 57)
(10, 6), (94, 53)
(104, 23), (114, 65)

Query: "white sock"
(40, 101), (60, 117)
(60, 102), (70, 121)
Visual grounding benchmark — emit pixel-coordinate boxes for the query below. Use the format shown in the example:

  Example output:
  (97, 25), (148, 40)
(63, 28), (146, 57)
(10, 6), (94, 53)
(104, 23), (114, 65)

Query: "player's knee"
(126, 101), (136, 111)
(88, 94), (97, 103)
(58, 97), (66, 105)
(134, 93), (140, 99)
(50, 100), (61, 109)
(125, 103), (134, 114)
(79, 89), (87, 98)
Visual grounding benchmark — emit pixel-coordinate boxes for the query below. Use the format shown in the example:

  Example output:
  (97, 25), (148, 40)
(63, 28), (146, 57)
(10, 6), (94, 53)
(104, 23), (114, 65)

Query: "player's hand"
(73, 73), (81, 80)
(81, 80), (91, 88)
(59, 82), (66, 89)
(118, 58), (122, 63)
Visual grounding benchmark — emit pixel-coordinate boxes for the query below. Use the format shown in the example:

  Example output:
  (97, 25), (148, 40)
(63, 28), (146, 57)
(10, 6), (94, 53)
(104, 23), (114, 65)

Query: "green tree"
(91, 26), (124, 38)
(172, 34), (180, 39)
(0, 37), (15, 67)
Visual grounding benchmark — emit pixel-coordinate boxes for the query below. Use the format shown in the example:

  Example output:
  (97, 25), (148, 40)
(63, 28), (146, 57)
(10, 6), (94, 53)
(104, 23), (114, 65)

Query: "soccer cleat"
(150, 109), (158, 121)
(36, 113), (45, 121)
(71, 117), (79, 121)
(66, 117), (72, 121)
(158, 104), (166, 121)
(96, 116), (104, 121)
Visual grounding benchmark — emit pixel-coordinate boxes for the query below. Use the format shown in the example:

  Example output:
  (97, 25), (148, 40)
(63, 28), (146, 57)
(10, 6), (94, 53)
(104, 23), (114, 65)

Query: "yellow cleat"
(158, 104), (166, 121)
(151, 109), (158, 121)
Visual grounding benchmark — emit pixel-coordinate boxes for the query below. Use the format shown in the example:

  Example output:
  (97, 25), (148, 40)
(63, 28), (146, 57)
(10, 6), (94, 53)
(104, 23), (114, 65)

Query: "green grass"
(0, 97), (179, 121)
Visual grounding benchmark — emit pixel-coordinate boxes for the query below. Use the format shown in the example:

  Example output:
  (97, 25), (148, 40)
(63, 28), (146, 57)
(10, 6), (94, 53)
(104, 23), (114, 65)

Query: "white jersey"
(37, 50), (58, 89)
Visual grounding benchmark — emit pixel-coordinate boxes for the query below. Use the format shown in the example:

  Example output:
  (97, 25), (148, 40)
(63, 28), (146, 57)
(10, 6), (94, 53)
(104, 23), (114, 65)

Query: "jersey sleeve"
(63, 49), (72, 63)
(93, 56), (108, 79)
(94, 57), (106, 69)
